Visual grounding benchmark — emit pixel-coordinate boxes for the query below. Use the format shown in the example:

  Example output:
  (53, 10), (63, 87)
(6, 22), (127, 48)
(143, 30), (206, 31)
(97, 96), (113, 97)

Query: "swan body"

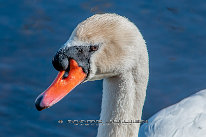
(35, 13), (206, 137)
(139, 89), (206, 137)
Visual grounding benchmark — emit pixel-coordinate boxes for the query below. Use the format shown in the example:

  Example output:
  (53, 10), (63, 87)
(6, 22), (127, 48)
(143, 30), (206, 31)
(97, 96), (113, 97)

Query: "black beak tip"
(35, 96), (46, 111)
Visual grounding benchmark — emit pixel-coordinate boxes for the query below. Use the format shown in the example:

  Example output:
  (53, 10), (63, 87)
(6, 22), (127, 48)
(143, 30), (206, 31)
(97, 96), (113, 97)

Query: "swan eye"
(90, 45), (99, 52)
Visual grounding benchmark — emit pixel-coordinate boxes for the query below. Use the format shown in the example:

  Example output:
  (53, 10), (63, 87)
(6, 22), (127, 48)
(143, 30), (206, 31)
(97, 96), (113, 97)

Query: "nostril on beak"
(35, 96), (45, 111)
(63, 71), (69, 79)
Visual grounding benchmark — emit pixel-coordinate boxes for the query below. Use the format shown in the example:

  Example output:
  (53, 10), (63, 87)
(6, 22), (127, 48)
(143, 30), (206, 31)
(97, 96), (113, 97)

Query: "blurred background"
(0, 0), (206, 136)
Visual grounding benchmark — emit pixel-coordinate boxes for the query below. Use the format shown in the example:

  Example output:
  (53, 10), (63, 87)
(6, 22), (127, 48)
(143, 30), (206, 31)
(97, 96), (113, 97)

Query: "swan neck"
(97, 66), (148, 137)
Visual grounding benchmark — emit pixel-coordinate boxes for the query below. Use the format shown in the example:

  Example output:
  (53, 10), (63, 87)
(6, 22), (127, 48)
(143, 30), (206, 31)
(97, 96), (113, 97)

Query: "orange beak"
(35, 59), (87, 111)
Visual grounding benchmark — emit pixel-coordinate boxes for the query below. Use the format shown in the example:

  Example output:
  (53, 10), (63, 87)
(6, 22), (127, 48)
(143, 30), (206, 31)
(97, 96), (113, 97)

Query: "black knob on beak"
(52, 51), (69, 71)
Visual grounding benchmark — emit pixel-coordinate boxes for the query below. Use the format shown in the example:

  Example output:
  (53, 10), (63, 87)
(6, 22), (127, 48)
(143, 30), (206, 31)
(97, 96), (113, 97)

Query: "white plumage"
(54, 13), (206, 137)
(68, 13), (206, 137)
(139, 89), (206, 137)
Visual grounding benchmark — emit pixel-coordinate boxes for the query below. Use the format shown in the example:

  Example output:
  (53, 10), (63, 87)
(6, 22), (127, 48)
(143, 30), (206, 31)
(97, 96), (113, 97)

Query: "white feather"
(139, 90), (206, 137)
(63, 13), (206, 137)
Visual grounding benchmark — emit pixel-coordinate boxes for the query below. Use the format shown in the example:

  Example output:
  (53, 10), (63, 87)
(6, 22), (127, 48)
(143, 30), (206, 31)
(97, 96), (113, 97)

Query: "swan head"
(35, 13), (146, 111)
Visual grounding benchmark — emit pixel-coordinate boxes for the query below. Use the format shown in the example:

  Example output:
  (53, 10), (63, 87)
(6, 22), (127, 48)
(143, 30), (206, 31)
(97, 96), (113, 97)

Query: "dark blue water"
(1, 0), (206, 136)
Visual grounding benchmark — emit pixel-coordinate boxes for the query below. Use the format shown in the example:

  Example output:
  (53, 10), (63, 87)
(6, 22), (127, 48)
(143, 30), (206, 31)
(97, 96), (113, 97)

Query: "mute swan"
(35, 13), (206, 137)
